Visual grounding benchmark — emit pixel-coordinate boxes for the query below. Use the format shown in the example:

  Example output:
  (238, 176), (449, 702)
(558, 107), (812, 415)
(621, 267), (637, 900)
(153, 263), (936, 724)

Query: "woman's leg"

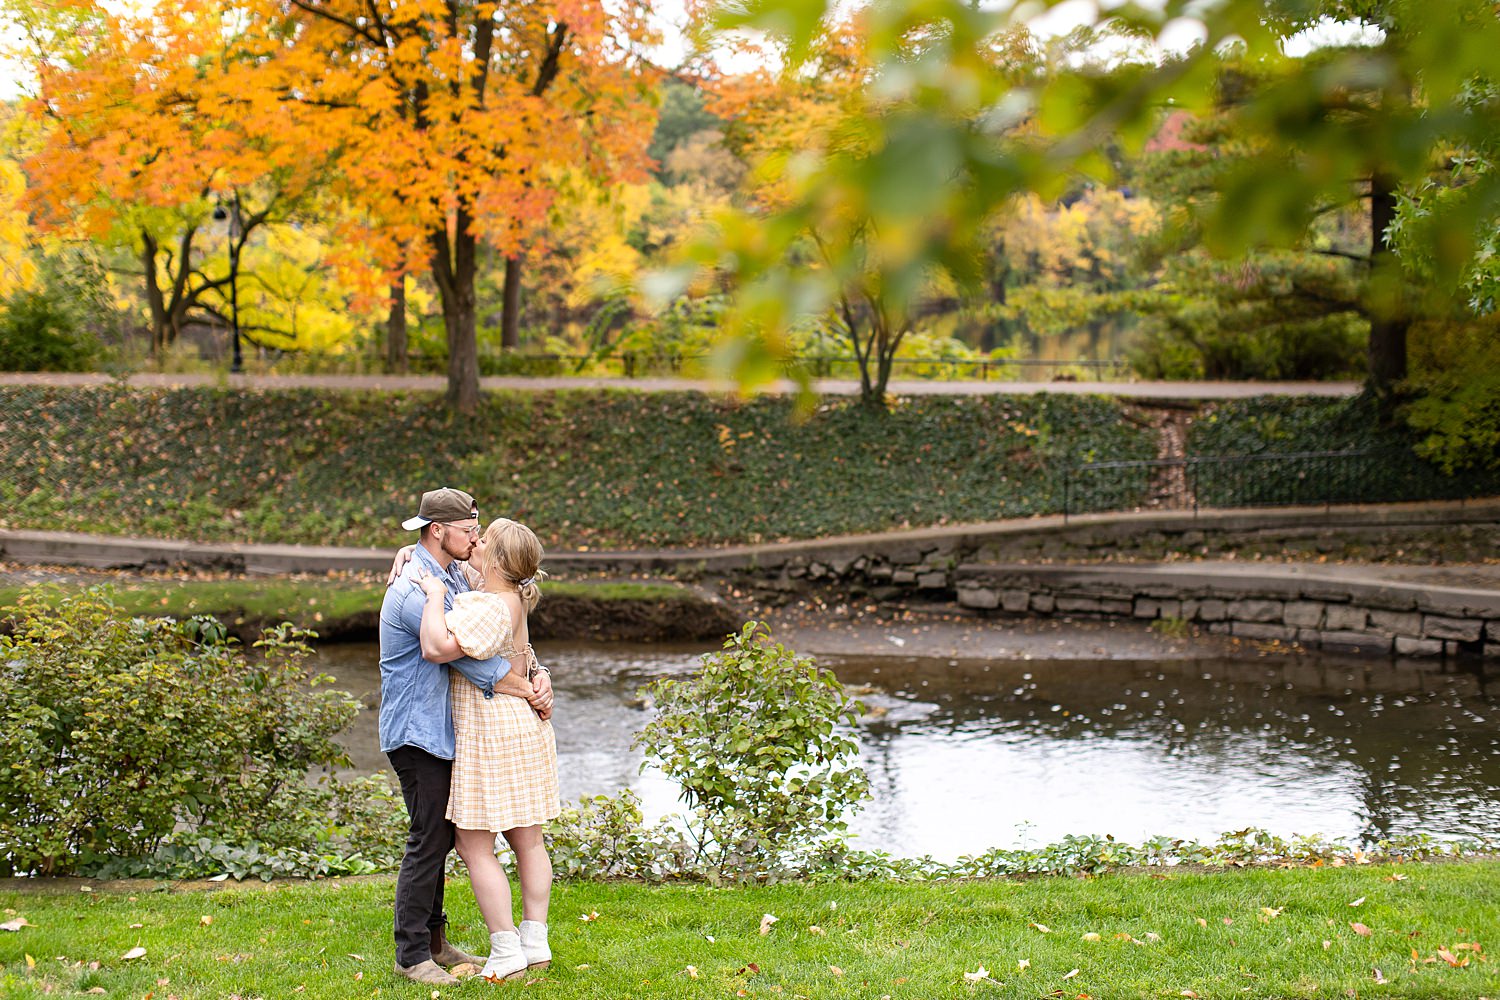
(501, 825), (551, 923)
(454, 827), (516, 934)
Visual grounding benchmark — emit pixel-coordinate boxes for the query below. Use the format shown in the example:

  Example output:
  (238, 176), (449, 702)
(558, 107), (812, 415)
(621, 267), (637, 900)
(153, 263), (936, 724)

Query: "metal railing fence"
(401, 352), (1134, 381)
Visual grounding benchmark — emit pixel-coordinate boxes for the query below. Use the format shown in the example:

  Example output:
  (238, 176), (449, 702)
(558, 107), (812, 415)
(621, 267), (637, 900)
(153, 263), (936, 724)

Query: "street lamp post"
(214, 193), (243, 373)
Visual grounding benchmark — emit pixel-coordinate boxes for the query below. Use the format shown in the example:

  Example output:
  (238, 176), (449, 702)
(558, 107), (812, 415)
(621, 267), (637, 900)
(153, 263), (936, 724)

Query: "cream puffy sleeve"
(444, 592), (513, 660)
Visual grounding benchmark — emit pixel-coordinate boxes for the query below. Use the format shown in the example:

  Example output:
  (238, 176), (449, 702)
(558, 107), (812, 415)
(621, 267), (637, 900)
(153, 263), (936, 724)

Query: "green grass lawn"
(2, 863), (1496, 999)
(0, 577), (703, 631)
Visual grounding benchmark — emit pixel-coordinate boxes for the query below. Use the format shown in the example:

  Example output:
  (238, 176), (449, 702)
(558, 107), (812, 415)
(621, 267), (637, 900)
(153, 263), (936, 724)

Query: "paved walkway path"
(0, 371), (1362, 398)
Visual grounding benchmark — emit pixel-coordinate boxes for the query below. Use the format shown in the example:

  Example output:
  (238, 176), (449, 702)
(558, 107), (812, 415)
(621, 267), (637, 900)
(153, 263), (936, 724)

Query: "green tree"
(685, 0), (1500, 396)
(634, 623), (868, 872)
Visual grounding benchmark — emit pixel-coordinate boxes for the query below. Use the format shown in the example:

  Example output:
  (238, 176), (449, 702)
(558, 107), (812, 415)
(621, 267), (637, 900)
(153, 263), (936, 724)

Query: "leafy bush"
(546, 791), (694, 881)
(1128, 252), (1366, 380)
(1401, 316), (1500, 474)
(0, 288), (101, 372)
(633, 623), (869, 874)
(0, 590), (391, 876)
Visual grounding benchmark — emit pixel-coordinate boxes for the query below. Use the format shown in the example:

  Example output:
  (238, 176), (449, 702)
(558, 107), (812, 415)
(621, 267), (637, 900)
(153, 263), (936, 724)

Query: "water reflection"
(312, 643), (1500, 861)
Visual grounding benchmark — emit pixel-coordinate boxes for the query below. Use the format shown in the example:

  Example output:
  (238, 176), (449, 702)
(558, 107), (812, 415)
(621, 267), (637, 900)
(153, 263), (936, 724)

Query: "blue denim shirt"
(378, 545), (512, 758)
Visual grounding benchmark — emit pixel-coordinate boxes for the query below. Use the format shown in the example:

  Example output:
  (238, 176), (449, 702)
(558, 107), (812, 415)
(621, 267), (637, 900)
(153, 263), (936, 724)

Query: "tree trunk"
(1367, 171), (1408, 394)
(386, 278), (409, 373)
(141, 232), (168, 359)
(430, 215), (481, 414)
(501, 255), (522, 349)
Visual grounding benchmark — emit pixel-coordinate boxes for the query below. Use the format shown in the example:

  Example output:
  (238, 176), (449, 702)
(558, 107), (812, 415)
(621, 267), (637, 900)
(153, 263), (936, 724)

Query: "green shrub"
(0, 590), (375, 876)
(0, 288), (101, 372)
(1127, 252), (1366, 380)
(1401, 316), (1500, 474)
(634, 622), (869, 874)
(546, 791), (694, 881)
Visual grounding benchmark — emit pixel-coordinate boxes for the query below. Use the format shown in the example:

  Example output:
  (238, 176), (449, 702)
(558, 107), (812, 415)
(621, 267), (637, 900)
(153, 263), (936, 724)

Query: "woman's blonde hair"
(481, 518), (546, 610)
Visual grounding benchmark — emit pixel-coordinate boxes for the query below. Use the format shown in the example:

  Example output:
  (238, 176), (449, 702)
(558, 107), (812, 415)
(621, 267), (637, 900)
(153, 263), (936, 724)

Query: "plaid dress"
(444, 592), (559, 833)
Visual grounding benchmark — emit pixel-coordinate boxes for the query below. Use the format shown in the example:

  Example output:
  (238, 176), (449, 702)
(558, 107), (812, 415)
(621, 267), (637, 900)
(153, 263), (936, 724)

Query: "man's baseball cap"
(401, 487), (479, 531)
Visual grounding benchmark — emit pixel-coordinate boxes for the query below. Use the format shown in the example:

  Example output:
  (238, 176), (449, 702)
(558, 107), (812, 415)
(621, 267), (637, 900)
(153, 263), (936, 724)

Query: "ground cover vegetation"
(0, 387), (1158, 549)
(1, 862), (1497, 999)
(0, 578), (710, 641)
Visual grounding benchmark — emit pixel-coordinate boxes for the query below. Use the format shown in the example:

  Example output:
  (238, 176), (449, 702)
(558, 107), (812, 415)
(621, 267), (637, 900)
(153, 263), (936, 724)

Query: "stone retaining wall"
(948, 565), (1500, 660)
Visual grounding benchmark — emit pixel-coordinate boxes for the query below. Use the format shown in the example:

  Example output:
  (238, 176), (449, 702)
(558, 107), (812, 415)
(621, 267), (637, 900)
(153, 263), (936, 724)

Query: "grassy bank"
(1, 387), (1153, 549)
(1, 862), (1496, 998)
(0, 577), (736, 641)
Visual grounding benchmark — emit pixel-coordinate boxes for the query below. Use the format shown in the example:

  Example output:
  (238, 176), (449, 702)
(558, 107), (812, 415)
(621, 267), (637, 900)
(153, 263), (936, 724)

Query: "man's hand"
(387, 544), (416, 586)
(528, 670), (554, 721)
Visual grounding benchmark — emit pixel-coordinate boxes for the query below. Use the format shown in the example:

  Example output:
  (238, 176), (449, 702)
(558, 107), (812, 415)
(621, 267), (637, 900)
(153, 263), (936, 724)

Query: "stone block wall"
(947, 568), (1499, 659)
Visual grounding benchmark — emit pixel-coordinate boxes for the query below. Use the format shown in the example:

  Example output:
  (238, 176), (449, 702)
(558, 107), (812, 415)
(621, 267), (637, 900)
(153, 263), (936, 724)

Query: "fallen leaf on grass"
(1018, 959), (1030, 970)
(0, 918), (31, 932)
(1259, 907), (1283, 923)
(346, 954), (364, 961)
(24, 954), (35, 969)
(1080, 933), (1101, 942)
(963, 965), (993, 983)
(579, 911), (599, 922)
(1196, 919), (1208, 928)
(1349, 897), (1366, 907)
(1323, 940), (1333, 950)
(1436, 947), (1469, 968)
(1062, 969), (1079, 980)
(1373, 968), (1389, 984)
(1180, 991), (1200, 998)
(808, 925), (824, 935)
(760, 913), (779, 935)
(1351, 923), (1372, 937)
(198, 916), (212, 927)
(1384, 874), (1408, 883)
(1029, 923), (1052, 934)
(684, 965), (699, 979)
(85, 989), (106, 995)
(122, 947), (147, 961)
(829, 966), (844, 977)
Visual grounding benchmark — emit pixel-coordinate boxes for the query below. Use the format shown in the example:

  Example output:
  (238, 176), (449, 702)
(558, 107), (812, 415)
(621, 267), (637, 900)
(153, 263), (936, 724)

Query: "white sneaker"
(518, 920), (551, 969)
(479, 930), (527, 982)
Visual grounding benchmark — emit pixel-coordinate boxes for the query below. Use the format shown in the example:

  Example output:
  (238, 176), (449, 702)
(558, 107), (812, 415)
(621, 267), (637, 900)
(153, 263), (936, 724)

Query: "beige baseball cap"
(401, 487), (479, 531)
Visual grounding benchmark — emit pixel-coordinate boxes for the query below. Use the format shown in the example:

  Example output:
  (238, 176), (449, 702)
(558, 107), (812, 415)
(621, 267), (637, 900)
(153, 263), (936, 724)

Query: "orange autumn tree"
(243, 0), (661, 412)
(697, 19), (1042, 406)
(15, 0), (334, 358)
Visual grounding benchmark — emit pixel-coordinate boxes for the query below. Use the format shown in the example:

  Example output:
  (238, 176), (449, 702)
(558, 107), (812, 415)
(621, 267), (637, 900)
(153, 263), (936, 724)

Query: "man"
(379, 487), (554, 985)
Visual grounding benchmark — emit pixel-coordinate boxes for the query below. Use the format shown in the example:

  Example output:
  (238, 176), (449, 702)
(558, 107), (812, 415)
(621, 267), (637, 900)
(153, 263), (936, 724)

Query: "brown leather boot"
(393, 959), (459, 985)
(430, 927), (485, 968)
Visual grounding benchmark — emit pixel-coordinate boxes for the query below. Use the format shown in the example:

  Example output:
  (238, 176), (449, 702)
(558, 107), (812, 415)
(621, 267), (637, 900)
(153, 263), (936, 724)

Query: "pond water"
(312, 641), (1500, 861)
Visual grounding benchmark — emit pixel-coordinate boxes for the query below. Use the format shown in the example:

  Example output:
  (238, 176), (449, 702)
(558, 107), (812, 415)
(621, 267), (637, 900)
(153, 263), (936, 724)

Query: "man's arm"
(448, 651), (515, 694)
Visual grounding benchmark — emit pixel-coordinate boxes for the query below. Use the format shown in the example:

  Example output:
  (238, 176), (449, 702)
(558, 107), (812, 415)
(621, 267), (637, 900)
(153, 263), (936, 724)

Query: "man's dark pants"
(387, 745), (455, 968)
